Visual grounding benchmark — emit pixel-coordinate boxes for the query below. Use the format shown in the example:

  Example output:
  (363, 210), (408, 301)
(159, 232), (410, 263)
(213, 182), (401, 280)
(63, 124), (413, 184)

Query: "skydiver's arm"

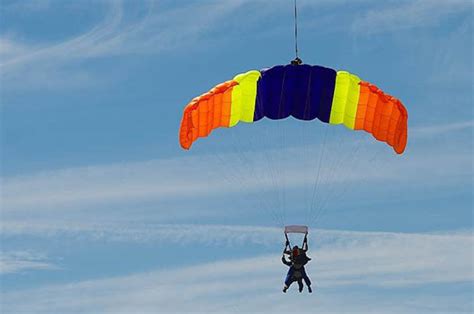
(281, 255), (292, 266)
(302, 235), (308, 251)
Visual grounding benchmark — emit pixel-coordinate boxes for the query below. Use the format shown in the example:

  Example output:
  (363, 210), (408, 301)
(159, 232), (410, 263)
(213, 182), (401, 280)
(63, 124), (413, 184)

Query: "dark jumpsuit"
(282, 250), (312, 290)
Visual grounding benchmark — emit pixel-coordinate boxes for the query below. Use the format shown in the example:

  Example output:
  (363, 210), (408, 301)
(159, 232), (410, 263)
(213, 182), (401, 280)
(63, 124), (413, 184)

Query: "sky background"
(1, 0), (473, 313)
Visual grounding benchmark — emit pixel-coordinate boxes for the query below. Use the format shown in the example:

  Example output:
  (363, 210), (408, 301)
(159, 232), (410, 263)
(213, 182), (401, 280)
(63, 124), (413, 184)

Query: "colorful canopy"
(179, 64), (408, 154)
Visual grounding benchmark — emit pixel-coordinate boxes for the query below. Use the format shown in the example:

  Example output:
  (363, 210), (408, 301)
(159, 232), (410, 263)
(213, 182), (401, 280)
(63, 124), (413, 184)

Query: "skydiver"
(282, 236), (312, 293)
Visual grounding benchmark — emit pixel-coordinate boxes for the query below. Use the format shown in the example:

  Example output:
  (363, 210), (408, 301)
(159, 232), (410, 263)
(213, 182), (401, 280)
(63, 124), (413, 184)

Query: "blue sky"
(1, 0), (473, 313)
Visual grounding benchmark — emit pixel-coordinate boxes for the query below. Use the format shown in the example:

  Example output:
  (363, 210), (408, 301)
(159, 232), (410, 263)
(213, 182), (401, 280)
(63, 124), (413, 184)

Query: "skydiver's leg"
(297, 279), (303, 292)
(301, 267), (312, 293)
(284, 267), (294, 287)
(283, 267), (295, 292)
(301, 267), (311, 286)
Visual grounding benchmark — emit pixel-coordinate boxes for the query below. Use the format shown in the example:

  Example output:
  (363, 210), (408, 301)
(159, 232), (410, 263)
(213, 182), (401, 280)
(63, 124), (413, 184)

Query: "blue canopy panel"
(253, 64), (337, 123)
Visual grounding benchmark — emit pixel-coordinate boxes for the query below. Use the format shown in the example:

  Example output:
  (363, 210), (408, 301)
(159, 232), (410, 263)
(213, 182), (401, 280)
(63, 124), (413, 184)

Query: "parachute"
(179, 64), (408, 154)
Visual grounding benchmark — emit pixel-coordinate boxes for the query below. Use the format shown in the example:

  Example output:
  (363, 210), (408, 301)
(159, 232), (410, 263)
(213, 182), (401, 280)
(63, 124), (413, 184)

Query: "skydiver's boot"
(308, 286), (312, 293)
(283, 285), (288, 293)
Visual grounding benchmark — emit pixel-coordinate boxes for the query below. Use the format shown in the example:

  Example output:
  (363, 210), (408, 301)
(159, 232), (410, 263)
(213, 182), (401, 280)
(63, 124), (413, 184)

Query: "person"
(282, 235), (312, 293)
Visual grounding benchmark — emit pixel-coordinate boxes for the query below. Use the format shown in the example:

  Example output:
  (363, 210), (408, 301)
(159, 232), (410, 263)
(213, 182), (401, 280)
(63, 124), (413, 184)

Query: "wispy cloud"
(1, 222), (282, 246)
(0, 38), (30, 61)
(411, 120), (474, 138)
(2, 1), (136, 68)
(0, 251), (57, 274)
(2, 0), (468, 92)
(352, 0), (471, 34)
(1, 228), (472, 313)
(1, 120), (471, 222)
(0, 0), (126, 90)
(0, 0), (252, 90)
(1, 0), (52, 12)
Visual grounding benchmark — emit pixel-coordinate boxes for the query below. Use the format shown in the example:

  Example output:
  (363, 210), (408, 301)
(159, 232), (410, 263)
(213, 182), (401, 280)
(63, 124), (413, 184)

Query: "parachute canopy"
(179, 64), (408, 154)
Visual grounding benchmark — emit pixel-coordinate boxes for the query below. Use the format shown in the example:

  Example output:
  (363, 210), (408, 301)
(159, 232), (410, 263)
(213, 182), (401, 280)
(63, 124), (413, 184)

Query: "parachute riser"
(284, 232), (291, 252)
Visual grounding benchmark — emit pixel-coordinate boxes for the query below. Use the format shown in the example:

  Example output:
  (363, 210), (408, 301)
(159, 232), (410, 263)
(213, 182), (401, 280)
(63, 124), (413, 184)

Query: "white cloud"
(1, 120), (471, 219)
(1, 0), (52, 12)
(5, 0), (463, 71)
(1, 221), (282, 246)
(1, 1), (129, 68)
(0, 1), (253, 69)
(352, 0), (471, 34)
(0, 38), (30, 61)
(0, 0), (254, 90)
(0, 251), (57, 274)
(1, 228), (472, 313)
(1, 156), (222, 212)
(2, 0), (468, 92)
(411, 120), (474, 138)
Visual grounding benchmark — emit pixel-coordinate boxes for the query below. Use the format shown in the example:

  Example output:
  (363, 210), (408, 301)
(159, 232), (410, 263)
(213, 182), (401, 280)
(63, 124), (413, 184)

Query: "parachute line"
(294, 0), (299, 60)
(307, 124), (329, 222)
(179, 63), (408, 230)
